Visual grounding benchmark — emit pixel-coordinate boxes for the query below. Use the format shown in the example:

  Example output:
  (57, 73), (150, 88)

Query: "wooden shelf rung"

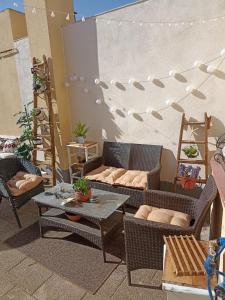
(181, 140), (206, 144)
(178, 159), (205, 164)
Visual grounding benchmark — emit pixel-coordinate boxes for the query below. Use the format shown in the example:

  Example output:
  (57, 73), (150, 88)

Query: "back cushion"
(129, 144), (162, 171)
(102, 142), (130, 169)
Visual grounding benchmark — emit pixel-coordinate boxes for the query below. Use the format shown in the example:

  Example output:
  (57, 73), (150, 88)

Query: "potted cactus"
(73, 121), (88, 144)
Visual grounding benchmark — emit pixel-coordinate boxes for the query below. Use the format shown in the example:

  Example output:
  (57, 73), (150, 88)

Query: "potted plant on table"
(73, 178), (92, 202)
(65, 178), (92, 222)
(73, 121), (88, 144)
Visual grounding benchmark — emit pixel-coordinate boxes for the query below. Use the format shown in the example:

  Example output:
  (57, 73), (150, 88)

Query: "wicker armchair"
(124, 175), (217, 285)
(0, 157), (44, 228)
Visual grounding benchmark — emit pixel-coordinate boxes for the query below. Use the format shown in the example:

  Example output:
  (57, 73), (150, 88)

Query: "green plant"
(182, 145), (199, 158)
(73, 178), (89, 195)
(14, 103), (35, 160)
(73, 121), (88, 137)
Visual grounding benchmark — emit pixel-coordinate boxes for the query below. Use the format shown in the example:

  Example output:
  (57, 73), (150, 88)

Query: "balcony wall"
(62, 0), (225, 182)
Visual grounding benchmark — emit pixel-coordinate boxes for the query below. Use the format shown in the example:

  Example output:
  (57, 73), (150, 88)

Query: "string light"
(193, 60), (204, 67)
(31, 7), (36, 14)
(110, 79), (116, 85)
(51, 11), (55, 18)
(96, 99), (102, 104)
(127, 110), (133, 116)
(95, 78), (100, 85)
(220, 48), (225, 55)
(147, 75), (154, 82)
(109, 106), (116, 113)
(13, 2), (18, 7)
(82, 16), (86, 22)
(66, 13), (70, 21)
(128, 79), (135, 85)
(185, 85), (195, 93)
(169, 70), (177, 77)
(207, 65), (216, 73)
(165, 99), (174, 106)
(146, 107), (154, 114)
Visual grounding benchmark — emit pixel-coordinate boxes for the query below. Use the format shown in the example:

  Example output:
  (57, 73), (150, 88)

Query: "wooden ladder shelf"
(174, 113), (211, 190)
(32, 55), (56, 186)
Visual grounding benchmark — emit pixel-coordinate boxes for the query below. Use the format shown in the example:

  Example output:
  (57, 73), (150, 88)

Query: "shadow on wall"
(68, 19), (123, 150)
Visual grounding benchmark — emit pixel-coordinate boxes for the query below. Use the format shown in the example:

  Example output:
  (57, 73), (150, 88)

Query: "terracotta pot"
(75, 189), (92, 202)
(65, 212), (81, 222)
(180, 177), (197, 189)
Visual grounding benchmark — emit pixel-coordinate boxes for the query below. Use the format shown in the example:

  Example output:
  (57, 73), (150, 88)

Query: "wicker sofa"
(83, 141), (163, 207)
(124, 175), (217, 285)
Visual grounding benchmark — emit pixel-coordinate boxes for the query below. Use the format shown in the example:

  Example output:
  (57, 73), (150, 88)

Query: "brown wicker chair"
(124, 175), (217, 285)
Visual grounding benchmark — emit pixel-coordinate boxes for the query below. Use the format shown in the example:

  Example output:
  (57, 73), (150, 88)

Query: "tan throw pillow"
(134, 205), (191, 228)
(114, 170), (148, 189)
(85, 165), (126, 185)
(7, 171), (43, 197)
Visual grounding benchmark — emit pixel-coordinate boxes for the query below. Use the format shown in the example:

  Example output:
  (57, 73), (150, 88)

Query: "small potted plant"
(178, 164), (201, 189)
(73, 121), (88, 144)
(182, 145), (199, 158)
(73, 178), (92, 202)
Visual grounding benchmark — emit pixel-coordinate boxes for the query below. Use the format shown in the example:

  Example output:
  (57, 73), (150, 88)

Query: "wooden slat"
(178, 159), (205, 164)
(181, 140), (206, 144)
(185, 236), (205, 272)
(164, 236), (185, 274)
(191, 235), (207, 261)
(174, 235), (190, 275)
(180, 235), (199, 275)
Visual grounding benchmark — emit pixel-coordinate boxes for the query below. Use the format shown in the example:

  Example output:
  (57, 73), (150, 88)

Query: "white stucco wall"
(62, 0), (225, 182)
(14, 37), (33, 106)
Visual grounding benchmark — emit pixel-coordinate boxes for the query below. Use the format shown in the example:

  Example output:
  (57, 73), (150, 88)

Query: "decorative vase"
(180, 177), (197, 189)
(75, 189), (92, 202)
(76, 136), (85, 144)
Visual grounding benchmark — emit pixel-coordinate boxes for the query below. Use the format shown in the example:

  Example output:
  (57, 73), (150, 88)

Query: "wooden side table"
(66, 141), (99, 183)
(162, 243), (216, 300)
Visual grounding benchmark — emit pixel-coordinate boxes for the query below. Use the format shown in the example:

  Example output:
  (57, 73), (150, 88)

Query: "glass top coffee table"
(32, 183), (130, 262)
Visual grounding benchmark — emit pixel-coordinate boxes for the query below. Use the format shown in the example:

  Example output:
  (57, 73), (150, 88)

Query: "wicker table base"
(38, 206), (124, 262)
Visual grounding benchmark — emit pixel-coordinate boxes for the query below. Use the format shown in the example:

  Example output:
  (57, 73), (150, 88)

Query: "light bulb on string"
(109, 106), (116, 113)
(95, 78), (100, 85)
(127, 110), (133, 116)
(165, 99), (174, 106)
(185, 85), (194, 93)
(193, 60), (204, 68)
(51, 11), (55, 18)
(82, 16), (86, 22)
(169, 70), (177, 77)
(31, 7), (36, 14)
(66, 13), (70, 21)
(96, 99), (102, 105)
(146, 107), (154, 114)
(206, 65), (216, 73)
(13, 2), (18, 7)
(128, 79), (135, 85)
(110, 79), (116, 85)
(139, 22), (143, 26)
(147, 75), (154, 82)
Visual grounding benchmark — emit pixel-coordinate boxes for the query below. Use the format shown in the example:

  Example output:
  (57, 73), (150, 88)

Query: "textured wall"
(15, 37), (33, 107)
(64, 0), (225, 181)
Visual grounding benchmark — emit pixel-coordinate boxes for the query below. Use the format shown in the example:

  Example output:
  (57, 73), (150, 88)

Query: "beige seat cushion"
(7, 171), (43, 197)
(134, 205), (191, 228)
(114, 170), (148, 189)
(85, 165), (126, 185)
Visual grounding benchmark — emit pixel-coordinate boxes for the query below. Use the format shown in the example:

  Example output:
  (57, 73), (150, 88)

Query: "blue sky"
(0, 0), (138, 18)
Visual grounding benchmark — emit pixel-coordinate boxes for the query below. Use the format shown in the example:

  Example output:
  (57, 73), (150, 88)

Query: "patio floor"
(0, 199), (209, 300)
(0, 199), (166, 300)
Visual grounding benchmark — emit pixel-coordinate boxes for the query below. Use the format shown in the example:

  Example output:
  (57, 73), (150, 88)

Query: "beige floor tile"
(0, 272), (14, 297)
(0, 287), (36, 300)
(0, 243), (26, 272)
(97, 263), (126, 297)
(7, 258), (52, 295)
(82, 293), (110, 300)
(33, 274), (86, 300)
